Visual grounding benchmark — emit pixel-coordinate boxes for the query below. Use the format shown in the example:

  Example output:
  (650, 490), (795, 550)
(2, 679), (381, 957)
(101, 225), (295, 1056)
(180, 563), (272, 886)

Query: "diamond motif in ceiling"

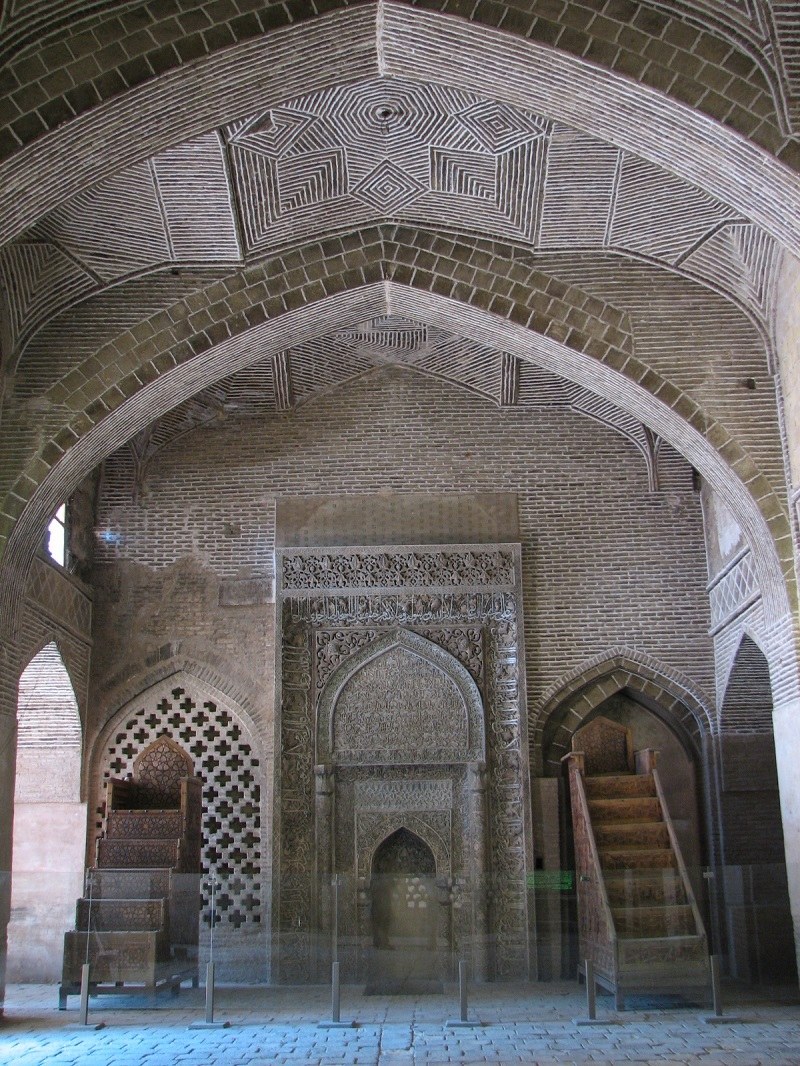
(352, 159), (426, 214)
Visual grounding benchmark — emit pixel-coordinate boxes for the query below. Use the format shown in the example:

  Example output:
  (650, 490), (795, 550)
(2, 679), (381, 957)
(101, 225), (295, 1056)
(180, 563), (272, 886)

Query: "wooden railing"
(563, 751), (618, 984)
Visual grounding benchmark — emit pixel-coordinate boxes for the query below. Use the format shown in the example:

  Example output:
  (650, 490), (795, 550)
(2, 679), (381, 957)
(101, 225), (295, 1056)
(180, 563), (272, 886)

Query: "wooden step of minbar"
(88, 868), (171, 900)
(97, 838), (181, 870)
(594, 821), (670, 850)
(604, 869), (687, 907)
(600, 846), (678, 870)
(584, 774), (657, 799)
(75, 897), (167, 933)
(588, 797), (662, 823)
(613, 903), (695, 939)
(106, 810), (183, 839)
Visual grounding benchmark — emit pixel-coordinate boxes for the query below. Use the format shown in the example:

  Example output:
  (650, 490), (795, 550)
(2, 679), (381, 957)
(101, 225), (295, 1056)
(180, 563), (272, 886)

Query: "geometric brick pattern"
(708, 549), (760, 632)
(97, 687), (262, 932)
(0, 81), (781, 361)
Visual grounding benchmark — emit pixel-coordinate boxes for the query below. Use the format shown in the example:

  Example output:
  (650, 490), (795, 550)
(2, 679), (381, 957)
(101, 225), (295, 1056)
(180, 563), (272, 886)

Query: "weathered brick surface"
(90, 363), (715, 753)
(0, 0), (792, 169)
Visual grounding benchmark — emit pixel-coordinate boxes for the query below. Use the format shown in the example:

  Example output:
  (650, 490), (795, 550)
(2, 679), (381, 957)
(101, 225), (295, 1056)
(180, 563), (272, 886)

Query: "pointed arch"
(359, 814), (450, 881)
(89, 668), (270, 980)
(720, 633), (774, 733)
(17, 640), (81, 763)
(1, 5), (798, 251)
(531, 647), (713, 776)
(316, 626), (485, 765)
(8, 639), (85, 982)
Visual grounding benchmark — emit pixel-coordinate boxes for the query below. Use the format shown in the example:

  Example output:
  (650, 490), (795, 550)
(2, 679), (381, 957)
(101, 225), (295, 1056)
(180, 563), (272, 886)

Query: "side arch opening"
(7, 641), (85, 982)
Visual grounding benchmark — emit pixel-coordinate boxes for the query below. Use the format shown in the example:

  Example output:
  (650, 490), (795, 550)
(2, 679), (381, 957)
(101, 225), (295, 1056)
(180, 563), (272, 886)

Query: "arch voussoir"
(0, 228), (793, 638)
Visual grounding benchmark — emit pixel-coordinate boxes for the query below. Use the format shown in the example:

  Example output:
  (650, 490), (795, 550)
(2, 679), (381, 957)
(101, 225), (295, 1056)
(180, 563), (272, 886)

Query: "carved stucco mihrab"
(275, 544), (533, 982)
(317, 628), (484, 765)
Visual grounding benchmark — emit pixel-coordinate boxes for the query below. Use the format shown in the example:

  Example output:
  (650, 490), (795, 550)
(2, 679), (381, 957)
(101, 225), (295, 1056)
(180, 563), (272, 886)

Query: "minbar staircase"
(60, 736), (202, 1007)
(565, 717), (709, 1009)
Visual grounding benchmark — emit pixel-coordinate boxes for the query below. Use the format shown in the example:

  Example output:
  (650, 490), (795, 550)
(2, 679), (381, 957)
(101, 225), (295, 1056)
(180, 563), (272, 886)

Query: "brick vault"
(1, 0), (800, 997)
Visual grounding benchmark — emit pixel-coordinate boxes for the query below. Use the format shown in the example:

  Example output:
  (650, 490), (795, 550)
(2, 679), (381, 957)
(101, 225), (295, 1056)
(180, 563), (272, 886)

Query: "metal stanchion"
(447, 959), (482, 1027)
(190, 879), (230, 1029)
(319, 877), (355, 1028)
(574, 958), (621, 1026)
(704, 954), (743, 1024)
(66, 874), (104, 1030)
(586, 959), (597, 1020)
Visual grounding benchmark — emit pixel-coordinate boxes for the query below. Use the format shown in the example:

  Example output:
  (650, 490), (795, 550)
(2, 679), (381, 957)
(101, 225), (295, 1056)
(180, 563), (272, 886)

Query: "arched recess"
(532, 648), (714, 777)
(91, 670), (269, 982)
(717, 633), (796, 983)
(0, 277), (792, 653)
(7, 641), (85, 982)
(361, 818), (450, 883)
(1, 5), (799, 250)
(317, 627), (485, 765)
(365, 822), (448, 991)
(532, 651), (714, 981)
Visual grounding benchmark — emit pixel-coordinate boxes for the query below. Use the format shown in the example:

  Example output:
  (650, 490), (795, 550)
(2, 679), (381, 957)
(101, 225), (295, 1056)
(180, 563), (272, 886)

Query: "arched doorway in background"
(7, 642), (86, 982)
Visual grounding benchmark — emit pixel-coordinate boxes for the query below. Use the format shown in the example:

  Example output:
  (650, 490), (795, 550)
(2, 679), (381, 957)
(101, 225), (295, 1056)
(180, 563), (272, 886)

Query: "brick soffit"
(1, 75), (780, 364)
(0, 4), (798, 255)
(0, 277), (791, 637)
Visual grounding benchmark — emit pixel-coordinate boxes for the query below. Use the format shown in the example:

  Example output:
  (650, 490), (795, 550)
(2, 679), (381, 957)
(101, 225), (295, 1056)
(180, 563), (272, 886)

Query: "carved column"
(466, 761), (489, 980)
(314, 763), (335, 978)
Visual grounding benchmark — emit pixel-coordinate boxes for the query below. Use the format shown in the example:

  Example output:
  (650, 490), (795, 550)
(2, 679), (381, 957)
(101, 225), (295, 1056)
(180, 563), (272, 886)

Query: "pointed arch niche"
(91, 673), (269, 983)
(535, 667), (710, 983)
(7, 642), (85, 982)
(276, 542), (534, 986)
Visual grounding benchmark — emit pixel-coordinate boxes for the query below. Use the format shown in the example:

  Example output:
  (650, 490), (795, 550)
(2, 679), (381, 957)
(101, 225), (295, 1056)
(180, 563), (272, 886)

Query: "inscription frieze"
(355, 780), (453, 811)
(281, 548), (515, 592)
(288, 591), (514, 626)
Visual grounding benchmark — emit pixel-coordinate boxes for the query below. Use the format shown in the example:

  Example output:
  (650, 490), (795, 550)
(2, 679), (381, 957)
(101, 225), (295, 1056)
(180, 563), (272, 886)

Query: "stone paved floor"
(1, 981), (799, 1065)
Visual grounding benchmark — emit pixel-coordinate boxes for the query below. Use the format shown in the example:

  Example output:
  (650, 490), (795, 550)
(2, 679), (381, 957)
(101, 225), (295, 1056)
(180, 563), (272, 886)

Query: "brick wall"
(91, 365), (716, 736)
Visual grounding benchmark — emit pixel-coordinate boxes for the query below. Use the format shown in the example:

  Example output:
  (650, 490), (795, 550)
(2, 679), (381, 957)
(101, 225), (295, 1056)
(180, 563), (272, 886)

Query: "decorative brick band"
(0, 5), (798, 252)
(0, 235), (792, 646)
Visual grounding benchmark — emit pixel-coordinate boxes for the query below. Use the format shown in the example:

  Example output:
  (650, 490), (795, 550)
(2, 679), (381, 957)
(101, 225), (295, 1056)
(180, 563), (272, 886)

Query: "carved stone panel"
(274, 543), (533, 982)
(317, 627), (485, 765)
(334, 647), (468, 763)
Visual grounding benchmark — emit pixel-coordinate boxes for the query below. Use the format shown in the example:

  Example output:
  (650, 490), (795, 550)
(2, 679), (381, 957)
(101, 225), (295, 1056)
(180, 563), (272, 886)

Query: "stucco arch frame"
(359, 816), (451, 882)
(316, 626), (485, 765)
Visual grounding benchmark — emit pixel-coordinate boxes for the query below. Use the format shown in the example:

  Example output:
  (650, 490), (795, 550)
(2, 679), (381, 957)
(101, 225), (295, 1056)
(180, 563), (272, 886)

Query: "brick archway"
(0, 258), (791, 642)
(531, 647), (713, 776)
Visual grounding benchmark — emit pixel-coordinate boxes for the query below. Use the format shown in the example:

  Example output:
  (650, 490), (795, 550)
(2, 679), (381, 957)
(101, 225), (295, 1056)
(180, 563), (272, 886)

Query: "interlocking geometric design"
(455, 101), (547, 153)
(98, 687), (262, 931)
(134, 736), (194, 808)
(230, 107), (318, 158)
(277, 150), (347, 214)
(352, 159), (426, 214)
(1, 75), (781, 361)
